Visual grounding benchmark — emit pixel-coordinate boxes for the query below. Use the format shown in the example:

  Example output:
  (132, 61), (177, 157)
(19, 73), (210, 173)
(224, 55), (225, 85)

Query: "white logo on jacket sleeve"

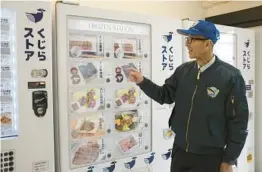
(207, 87), (219, 98)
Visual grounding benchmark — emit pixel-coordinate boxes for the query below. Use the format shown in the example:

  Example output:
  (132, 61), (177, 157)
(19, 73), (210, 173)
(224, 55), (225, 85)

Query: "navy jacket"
(138, 56), (249, 164)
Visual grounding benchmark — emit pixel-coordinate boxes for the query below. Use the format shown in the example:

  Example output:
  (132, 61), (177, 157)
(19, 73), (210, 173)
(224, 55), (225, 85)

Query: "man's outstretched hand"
(128, 68), (144, 84)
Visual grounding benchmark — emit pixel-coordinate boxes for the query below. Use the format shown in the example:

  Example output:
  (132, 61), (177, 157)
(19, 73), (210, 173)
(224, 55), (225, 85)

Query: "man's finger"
(129, 68), (137, 73)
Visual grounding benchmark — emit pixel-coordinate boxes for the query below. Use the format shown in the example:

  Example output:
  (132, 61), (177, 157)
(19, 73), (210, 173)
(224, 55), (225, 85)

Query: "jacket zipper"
(186, 69), (201, 152)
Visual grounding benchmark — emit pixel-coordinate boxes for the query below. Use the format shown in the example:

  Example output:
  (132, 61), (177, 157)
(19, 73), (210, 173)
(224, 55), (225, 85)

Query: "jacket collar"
(197, 54), (216, 72)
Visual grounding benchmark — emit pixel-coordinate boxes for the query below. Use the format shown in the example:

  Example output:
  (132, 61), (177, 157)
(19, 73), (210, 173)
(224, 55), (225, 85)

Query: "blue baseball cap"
(177, 20), (220, 44)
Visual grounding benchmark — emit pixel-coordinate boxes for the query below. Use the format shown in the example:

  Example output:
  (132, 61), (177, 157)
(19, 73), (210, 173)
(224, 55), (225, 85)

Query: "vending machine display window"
(0, 9), (19, 139)
(67, 16), (152, 169)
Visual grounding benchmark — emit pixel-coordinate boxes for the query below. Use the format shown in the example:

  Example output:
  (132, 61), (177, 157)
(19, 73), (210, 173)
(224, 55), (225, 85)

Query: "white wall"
(205, 1), (262, 17)
(249, 25), (262, 172)
(79, 1), (205, 20)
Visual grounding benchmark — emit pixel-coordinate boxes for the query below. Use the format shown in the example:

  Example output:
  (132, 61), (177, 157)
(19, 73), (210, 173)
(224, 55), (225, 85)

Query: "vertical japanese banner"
(242, 39), (251, 71)
(158, 29), (182, 82)
(161, 31), (174, 73)
(151, 29), (179, 111)
(24, 8), (47, 61)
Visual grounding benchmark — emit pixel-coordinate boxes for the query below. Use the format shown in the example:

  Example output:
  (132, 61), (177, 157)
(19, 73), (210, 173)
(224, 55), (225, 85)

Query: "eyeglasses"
(185, 37), (208, 44)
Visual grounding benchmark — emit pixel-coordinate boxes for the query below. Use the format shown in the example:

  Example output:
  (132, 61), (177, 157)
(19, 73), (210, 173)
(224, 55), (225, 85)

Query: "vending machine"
(182, 20), (255, 172)
(1, 1), (55, 172)
(54, 2), (182, 172)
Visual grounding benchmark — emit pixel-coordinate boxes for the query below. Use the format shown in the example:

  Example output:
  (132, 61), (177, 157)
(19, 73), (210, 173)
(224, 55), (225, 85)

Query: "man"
(129, 20), (249, 172)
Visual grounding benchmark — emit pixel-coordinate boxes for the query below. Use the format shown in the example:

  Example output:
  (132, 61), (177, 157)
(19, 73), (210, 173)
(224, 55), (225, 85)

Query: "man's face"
(185, 36), (210, 59)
